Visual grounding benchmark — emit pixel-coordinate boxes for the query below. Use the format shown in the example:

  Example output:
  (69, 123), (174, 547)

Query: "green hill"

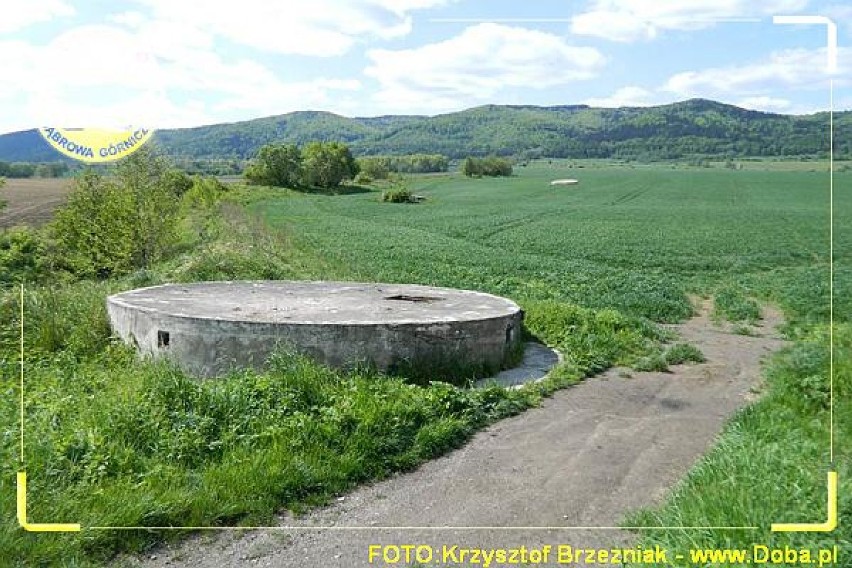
(1, 99), (849, 163)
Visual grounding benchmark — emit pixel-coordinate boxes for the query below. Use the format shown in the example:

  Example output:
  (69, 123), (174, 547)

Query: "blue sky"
(1, 0), (850, 133)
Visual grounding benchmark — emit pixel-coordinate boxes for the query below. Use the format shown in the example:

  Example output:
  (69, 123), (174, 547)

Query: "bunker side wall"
(107, 299), (523, 379)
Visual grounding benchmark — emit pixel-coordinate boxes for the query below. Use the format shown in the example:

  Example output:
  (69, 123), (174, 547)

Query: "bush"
(633, 353), (669, 372)
(182, 175), (228, 209)
(381, 188), (414, 203)
(356, 158), (389, 180)
(50, 149), (181, 278)
(302, 141), (359, 189)
(162, 168), (194, 196)
(0, 227), (46, 283)
(354, 171), (373, 185)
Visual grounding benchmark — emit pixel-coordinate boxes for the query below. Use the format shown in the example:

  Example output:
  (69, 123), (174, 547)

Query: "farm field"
(1, 161), (850, 566)
(0, 177), (71, 228)
(256, 162), (851, 325)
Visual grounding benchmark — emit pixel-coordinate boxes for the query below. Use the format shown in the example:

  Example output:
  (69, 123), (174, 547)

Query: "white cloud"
(107, 11), (148, 28)
(0, 22), (363, 132)
(663, 47), (852, 100)
(571, 0), (809, 42)
(129, 0), (451, 56)
(1, 0), (74, 33)
(823, 5), (852, 36)
(583, 86), (658, 107)
(735, 96), (793, 112)
(366, 23), (605, 112)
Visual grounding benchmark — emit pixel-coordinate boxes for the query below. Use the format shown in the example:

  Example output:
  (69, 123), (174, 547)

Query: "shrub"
(0, 226), (46, 283)
(182, 175), (228, 210)
(354, 171), (373, 185)
(381, 188), (414, 203)
(633, 354), (669, 372)
(302, 141), (359, 189)
(356, 158), (389, 180)
(50, 149), (181, 278)
(162, 168), (194, 196)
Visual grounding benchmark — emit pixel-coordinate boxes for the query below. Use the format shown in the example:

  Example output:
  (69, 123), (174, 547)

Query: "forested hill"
(1, 99), (849, 163)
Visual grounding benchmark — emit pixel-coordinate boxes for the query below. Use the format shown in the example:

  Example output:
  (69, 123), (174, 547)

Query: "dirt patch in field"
(131, 300), (786, 568)
(0, 178), (71, 228)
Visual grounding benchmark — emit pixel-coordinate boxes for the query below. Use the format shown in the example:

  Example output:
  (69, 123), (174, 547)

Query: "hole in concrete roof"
(157, 330), (170, 348)
(384, 295), (444, 303)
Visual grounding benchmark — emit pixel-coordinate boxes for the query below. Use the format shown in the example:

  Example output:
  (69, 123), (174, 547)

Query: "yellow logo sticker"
(39, 127), (154, 163)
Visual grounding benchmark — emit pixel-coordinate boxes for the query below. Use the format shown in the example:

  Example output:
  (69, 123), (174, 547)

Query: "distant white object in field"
(550, 179), (579, 186)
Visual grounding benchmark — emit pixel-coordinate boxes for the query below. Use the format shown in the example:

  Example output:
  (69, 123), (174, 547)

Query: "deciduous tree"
(301, 141), (358, 189)
(244, 143), (303, 188)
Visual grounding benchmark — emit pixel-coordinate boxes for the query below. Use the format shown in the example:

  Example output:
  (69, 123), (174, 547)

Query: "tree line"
(461, 156), (513, 177)
(244, 141), (358, 189)
(91, 100), (848, 162)
(3, 100), (850, 168)
(0, 161), (70, 178)
(356, 154), (448, 179)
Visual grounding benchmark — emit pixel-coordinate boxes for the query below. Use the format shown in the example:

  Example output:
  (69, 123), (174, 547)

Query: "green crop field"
(253, 163), (851, 325)
(1, 160), (849, 565)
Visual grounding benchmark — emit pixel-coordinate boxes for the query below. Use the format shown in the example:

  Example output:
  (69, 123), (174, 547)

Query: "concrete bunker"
(107, 281), (524, 380)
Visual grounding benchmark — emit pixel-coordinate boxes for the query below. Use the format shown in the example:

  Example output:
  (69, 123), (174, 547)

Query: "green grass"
(625, 324), (851, 566)
(664, 343), (706, 365)
(1, 161), (849, 565)
(253, 164), (850, 325)
(713, 285), (762, 323)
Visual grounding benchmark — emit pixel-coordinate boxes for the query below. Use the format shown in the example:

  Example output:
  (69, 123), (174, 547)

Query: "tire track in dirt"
(133, 300), (786, 568)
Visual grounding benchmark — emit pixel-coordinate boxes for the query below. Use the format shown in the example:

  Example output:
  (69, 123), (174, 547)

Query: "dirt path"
(133, 301), (786, 568)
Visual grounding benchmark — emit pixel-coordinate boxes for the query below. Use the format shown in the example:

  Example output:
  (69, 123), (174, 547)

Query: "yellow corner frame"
(771, 471), (838, 532)
(17, 472), (81, 532)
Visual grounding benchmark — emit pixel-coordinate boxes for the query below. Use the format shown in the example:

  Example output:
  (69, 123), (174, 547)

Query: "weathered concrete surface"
(107, 281), (523, 378)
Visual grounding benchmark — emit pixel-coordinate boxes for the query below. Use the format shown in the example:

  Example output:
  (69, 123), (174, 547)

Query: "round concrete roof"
(107, 281), (521, 325)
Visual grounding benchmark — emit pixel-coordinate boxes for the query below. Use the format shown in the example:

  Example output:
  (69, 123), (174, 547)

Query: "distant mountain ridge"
(1, 99), (849, 163)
